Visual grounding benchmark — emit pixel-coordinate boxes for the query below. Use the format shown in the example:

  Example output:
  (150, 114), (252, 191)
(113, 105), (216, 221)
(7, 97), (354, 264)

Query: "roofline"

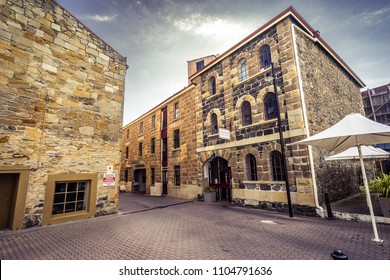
(123, 83), (196, 128)
(52, 0), (127, 63)
(189, 6), (365, 88)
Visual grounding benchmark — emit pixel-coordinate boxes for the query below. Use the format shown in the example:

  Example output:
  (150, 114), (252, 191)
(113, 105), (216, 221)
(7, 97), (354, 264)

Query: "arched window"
(264, 93), (277, 120)
(209, 76), (216, 95)
(260, 45), (272, 69)
(211, 113), (218, 134)
(238, 59), (248, 82)
(241, 101), (252, 126)
(246, 154), (258, 181)
(270, 151), (285, 181)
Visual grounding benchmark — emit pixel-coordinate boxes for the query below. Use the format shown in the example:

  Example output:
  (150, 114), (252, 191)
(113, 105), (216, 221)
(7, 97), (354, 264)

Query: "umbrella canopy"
(325, 145), (390, 161)
(294, 113), (390, 242)
(295, 113), (390, 150)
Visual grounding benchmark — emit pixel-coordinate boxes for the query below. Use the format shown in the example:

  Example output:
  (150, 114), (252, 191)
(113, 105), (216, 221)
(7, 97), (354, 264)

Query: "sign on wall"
(218, 128), (231, 140)
(103, 173), (116, 186)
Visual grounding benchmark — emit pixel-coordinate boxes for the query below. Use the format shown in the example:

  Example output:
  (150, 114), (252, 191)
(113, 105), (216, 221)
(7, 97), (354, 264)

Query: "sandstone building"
(121, 7), (365, 215)
(0, 0), (127, 230)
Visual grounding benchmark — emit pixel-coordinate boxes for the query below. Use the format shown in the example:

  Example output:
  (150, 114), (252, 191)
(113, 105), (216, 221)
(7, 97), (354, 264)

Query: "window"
(173, 129), (180, 149)
(174, 102), (180, 119)
(270, 151), (285, 181)
(238, 58), (248, 81)
(174, 166), (180, 186)
(209, 76), (216, 95)
(125, 146), (129, 159)
(260, 45), (272, 69)
(126, 129), (129, 140)
(138, 142), (143, 157)
(264, 93), (277, 120)
(151, 138), (155, 154)
(196, 60), (204, 71)
(211, 113), (218, 134)
(151, 168), (155, 185)
(52, 181), (89, 215)
(139, 121), (143, 134)
(241, 101), (252, 126)
(42, 173), (97, 226)
(246, 154), (258, 181)
(151, 115), (156, 129)
(125, 169), (129, 182)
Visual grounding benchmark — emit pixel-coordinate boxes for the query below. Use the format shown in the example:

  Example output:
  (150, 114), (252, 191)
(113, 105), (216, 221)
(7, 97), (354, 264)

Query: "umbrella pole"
(358, 145), (382, 242)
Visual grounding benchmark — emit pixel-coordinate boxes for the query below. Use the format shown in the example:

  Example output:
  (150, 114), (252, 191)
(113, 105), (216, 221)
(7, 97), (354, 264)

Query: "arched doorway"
(207, 157), (231, 201)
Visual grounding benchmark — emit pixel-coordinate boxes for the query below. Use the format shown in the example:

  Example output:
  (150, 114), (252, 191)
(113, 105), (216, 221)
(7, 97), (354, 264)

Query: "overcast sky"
(56, 0), (390, 125)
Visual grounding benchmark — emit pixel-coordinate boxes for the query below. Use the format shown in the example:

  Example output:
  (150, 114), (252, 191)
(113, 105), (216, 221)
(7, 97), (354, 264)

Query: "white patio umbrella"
(294, 113), (390, 242)
(325, 145), (390, 161)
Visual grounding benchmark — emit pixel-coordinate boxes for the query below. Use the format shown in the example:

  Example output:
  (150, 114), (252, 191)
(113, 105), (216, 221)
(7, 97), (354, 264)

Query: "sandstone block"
(79, 126), (95, 136)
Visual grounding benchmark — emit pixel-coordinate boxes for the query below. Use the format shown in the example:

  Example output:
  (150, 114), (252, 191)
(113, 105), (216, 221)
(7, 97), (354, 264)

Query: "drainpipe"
(291, 24), (324, 218)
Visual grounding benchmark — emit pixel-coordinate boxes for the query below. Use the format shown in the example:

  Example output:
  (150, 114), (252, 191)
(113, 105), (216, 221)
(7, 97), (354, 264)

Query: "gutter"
(291, 24), (325, 218)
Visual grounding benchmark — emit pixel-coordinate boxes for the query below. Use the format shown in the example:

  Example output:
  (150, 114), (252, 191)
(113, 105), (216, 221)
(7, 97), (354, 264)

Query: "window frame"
(264, 93), (277, 120)
(151, 167), (155, 185)
(270, 151), (285, 181)
(42, 173), (97, 226)
(173, 129), (180, 149)
(209, 76), (216, 95)
(246, 154), (258, 181)
(125, 146), (129, 159)
(151, 115), (156, 130)
(260, 45), (272, 70)
(211, 113), (218, 135)
(150, 137), (155, 154)
(174, 165), (181, 186)
(174, 102), (180, 120)
(238, 58), (248, 82)
(241, 101), (252, 126)
(138, 142), (143, 157)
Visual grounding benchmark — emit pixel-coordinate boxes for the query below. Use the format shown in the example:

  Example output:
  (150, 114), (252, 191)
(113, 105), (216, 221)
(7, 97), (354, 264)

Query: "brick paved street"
(0, 194), (389, 260)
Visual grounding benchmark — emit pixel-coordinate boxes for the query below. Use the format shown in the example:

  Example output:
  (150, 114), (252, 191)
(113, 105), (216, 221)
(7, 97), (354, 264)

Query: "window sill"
(172, 148), (181, 152)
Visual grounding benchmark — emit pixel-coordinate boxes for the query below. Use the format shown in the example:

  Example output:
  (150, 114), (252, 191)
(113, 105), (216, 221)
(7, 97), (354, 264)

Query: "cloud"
(355, 7), (390, 25)
(167, 13), (250, 42)
(86, 14), (118, 22)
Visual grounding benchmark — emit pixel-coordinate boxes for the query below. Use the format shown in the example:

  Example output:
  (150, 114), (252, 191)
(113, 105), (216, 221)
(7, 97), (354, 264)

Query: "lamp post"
(271, 62), (293, 217)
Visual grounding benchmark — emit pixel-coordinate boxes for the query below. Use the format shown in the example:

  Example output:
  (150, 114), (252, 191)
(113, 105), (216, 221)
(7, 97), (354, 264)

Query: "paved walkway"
(0, 193), (389, 260)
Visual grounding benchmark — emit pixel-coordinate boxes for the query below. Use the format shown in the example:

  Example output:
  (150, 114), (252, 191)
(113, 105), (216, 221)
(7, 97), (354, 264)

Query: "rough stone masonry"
(0, 0), (127, 229)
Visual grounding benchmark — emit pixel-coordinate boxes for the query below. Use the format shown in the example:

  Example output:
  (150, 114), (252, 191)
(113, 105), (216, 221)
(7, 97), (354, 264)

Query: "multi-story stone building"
(122, 7), (365, 215)
(0, 0), (127, 230)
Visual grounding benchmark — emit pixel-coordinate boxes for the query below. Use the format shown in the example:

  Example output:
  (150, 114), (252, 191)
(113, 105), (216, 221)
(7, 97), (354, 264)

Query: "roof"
(188, 6), (365, 88)
(361, 83), (390, 97)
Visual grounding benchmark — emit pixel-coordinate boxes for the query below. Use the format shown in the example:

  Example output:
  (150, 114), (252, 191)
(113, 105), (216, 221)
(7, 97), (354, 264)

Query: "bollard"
(325, 193), (335, 220)
(331, 249), (348, 260)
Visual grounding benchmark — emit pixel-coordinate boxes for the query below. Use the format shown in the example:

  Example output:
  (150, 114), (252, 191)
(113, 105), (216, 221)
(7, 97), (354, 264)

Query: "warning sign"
(103, 173), (116, 186)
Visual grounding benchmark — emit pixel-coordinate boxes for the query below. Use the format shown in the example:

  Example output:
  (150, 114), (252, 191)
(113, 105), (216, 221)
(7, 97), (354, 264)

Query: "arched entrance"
(206, 156), (231, 201)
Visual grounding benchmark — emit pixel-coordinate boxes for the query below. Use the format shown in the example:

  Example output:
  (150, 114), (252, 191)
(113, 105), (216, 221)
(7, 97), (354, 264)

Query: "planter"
(378, 197), (390, 217)
(204, 192), (216, 203)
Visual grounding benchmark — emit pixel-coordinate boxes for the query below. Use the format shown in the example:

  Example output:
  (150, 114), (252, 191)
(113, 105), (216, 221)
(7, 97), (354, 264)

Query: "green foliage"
(368, 173), (390, 198)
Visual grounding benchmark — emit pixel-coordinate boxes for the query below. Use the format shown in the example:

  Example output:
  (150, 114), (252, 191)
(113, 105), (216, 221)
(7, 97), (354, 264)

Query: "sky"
(56, 0), (390, 126)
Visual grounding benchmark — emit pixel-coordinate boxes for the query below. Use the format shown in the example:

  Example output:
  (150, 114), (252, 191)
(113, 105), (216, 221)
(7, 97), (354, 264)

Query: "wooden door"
(0, 174), (17, 229)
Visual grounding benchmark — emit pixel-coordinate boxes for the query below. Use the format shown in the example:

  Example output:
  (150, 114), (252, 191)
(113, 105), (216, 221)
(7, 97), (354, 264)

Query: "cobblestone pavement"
(0, 194), (389, 260)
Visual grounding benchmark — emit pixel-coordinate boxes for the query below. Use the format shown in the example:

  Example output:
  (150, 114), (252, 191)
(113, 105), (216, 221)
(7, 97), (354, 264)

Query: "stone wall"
(193, 17), (315, 213)
(295, 26), (364, 203)
(121, 85), (199, 199)
(0, 0), (127, 228)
